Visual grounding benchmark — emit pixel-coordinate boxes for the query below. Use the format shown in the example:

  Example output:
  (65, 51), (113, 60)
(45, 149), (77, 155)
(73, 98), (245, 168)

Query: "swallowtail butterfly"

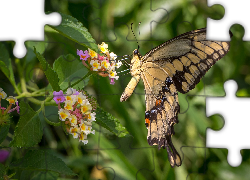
(120, 28), (232, 167)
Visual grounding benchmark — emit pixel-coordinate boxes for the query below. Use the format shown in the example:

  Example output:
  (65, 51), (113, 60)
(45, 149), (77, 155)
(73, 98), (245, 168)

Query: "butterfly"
(120, 28), (232, 167)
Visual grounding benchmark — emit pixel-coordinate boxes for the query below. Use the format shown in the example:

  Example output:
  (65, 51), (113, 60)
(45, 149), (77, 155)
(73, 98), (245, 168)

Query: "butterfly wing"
(140, 28), (232, 167)
(142, 28), (232, 93)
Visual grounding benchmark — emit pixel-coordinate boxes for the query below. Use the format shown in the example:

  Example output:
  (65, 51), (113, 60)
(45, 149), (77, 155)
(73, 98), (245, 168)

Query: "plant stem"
(63, 71), (93, 91)
(15, 58), (27, 93)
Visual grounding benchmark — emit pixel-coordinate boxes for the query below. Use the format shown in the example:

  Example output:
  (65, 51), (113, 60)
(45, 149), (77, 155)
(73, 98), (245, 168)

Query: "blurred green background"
(2, 0), (250, 179)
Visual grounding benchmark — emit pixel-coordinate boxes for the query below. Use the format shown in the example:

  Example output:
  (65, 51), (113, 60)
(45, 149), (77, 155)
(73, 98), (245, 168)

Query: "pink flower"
(109, 78), (115, 85)
(77, 49), (90, 61)
(53, 90), (66, 104)
(0, 150), (9, 163)
(98, 54), (105, 61)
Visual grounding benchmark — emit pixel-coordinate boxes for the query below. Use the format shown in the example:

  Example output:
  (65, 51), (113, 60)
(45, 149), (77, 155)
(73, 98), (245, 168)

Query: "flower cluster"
(53, 88), (97, 145)
(0, 88), (19, 125)
(77, 42), (122, 85)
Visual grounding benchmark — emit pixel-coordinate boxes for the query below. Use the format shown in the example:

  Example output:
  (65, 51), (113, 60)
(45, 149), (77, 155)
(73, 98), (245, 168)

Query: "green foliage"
(0, 8), (129, 180)
(35, 48), (61, 92)
(53, 54), (90, 90)
(10, 149), (76, 176)
(95, 107), (129, 137)
(0, 43), (15, 87)
(48, 12), (98, 52)
(0, 123), (10, 144)
(9, 101), (43, 147)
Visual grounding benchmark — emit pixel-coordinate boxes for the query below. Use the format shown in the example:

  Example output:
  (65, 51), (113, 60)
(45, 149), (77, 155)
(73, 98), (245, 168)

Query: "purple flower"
(16, 101), (20, 114)
(0, 150), (10, 163)
(109, 78), (115, 85)
(77, 49), (90, 61)
(53, 90), (66, 104)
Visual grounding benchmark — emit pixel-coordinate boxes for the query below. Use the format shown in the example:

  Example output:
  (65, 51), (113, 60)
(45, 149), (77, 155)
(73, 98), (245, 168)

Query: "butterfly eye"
(133, 49), (139, 55)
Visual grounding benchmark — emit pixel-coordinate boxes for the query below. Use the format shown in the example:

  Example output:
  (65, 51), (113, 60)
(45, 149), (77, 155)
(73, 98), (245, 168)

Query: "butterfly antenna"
(138, 22), (141, 35)
(131, 23), (140, 50)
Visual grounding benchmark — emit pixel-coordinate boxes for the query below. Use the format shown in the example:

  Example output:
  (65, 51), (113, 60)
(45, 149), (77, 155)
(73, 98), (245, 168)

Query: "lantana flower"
(0, 88), (20, 125)
(77, 42), (122, 85)
(77, 50), (90, 61)
(98, 42), (108, 54)
(0, 88), (7, 99)
(53, 88), (97, 144)
(88, 48), (98, 59)
(90, 60), (101, 71)
(53, 90), (66, 104)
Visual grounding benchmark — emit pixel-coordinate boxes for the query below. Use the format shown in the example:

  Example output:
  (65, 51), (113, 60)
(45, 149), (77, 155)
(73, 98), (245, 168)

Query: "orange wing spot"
(155, 99), (161, 106)
(145, 118), (150, 125)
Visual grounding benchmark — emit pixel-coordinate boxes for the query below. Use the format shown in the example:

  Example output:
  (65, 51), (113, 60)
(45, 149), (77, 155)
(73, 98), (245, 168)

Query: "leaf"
(0, 163), (4, 180)
(48, 12), (98, 52)
(31, 171), (59, 180)
(10, 149), (76, 176)
(25, 40), (48, 64)
(53, 54), (90, 90)
(0, 43), (15, 86)
(34, 48), (61, 92)
(20, 170), (59, 180)
(9, 101), (43, 147)
(0, 123), (10, 144)
(95, 107), (129, 137)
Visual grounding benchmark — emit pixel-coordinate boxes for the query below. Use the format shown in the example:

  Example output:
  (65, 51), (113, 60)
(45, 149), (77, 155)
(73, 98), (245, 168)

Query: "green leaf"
(0, 163), (4, 180)
(0, 123), (10, 144)
(20, 170), (59, 180)
(0, 43), (15, 86)
(31, 171), (59, 180)
(25, 40), (48, 64)
(9, 101), (43, 147)
(34, 48), (61, 92)
(48, 12), (98, 52)
(10, 149), (76, 176)
(95, 107), (129, 137)
(53, 54), (90, 90)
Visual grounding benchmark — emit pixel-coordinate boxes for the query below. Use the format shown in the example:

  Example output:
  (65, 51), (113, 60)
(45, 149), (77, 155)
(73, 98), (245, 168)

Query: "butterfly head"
(132, 49), (142, 59)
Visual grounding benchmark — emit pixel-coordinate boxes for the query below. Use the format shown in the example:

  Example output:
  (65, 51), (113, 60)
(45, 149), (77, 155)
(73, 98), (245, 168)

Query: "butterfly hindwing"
(143, 75), (181, 167)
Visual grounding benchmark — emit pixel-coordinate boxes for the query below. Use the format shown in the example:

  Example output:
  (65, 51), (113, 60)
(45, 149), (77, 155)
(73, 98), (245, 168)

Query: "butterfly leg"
(120, 75), (140, 102)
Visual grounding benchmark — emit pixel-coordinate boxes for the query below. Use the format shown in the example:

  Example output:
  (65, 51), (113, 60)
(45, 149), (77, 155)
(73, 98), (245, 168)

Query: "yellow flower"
(69, 115), (77, 125)
(64, 100), (73, 111)
(69, 126), (80, 138)
(79, 132), (88, 144)
(98, 42), (108, 54)
(88, 48), (97, 59)
(58, 109), (70, 121)
(87, 112), (96, 122)
(81, 100), (92, 114)
(90, 60), (101, 71)
(6, 96), (17, 104)
(101, 60), (110, 69)
(0, 88), (7, 99)
(77, 92), (87, 105)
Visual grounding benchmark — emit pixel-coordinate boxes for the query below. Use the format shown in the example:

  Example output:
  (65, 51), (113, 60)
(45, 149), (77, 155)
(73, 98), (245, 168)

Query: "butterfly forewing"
(120, 28), (232, 167)
(142, 28), (231, 94)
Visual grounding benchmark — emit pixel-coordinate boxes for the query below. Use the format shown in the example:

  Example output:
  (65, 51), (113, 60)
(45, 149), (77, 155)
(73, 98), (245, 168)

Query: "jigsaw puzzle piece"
(207, 0), (250, 41)
(0, 0), (61, 58)
(206, 80), (250, 167)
